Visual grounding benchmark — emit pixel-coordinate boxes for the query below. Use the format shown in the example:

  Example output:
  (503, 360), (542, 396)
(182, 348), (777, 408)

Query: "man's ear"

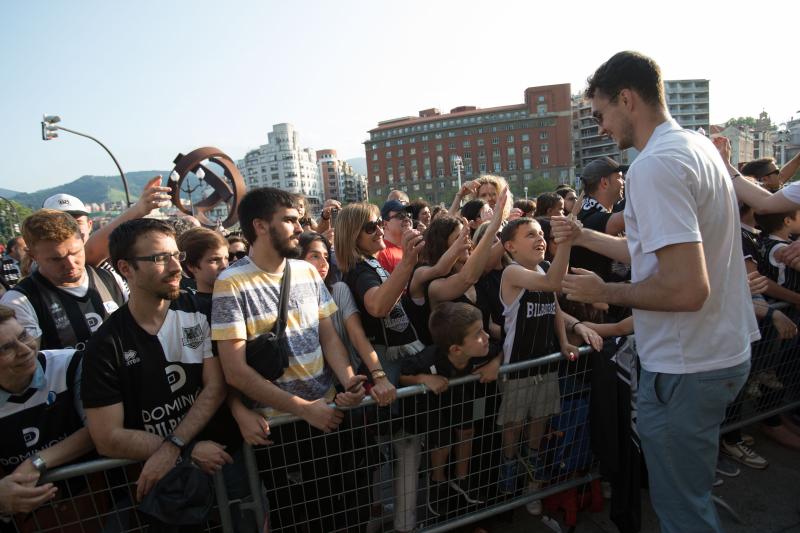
(116, 258), (133, 279)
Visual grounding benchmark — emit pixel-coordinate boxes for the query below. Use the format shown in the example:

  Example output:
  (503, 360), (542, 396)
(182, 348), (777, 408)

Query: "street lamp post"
(524, 186), (528, 201)
(452, 155), (464, 191)
(41, 115), (132, 207)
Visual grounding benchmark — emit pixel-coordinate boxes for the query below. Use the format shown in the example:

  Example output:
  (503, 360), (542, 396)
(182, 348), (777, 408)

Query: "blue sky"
(2, 0), (798, 192)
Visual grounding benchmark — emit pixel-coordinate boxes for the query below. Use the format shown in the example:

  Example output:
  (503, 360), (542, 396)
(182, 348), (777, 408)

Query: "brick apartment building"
(364, 84), (573, 204)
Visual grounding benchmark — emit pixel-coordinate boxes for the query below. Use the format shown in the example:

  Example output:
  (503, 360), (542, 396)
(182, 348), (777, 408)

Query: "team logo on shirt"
(123, 350), (141, 366)
(181, 324), (204, 349)
(50, 303), (70, 330)
(46, 391), (57, 406)
(165, 364), (187, 393)
(85, 312), (103, 332)
(22, 427), (40, 448)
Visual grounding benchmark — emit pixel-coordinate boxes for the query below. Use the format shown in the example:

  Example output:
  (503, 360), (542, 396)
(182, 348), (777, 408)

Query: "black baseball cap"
(580, 157), (629, 185)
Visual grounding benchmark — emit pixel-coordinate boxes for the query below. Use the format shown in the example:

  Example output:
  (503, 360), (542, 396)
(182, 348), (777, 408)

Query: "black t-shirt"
(570, 197), (613, 281)
(345, 259), (419, 349)
(741, 226), (761, 264)
(0, 351), (84, 470)
(476, 268), (505, 329)
(82, 292), (212, 439)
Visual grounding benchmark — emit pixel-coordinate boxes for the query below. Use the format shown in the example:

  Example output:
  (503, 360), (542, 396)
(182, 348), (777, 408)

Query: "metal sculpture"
(169, 147), (246, 229)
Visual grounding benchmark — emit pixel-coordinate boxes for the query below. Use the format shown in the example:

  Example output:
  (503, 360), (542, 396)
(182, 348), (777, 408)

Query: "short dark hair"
(460, 199), (485, 222)
(534, 192), (562, 218)
(429, 302), (482, 353)
(238, 187), (297, 244)
(0, 304), (17, 326)
(109, 219), (176, 272)
(500, 217), (535, 244)
(422, 215), (462, 266)
(555, 187), (576, 200)
(513, 199), (536, 216)
(741, 158), (777, 180)
(6, 237), (23, 253)
(177, 227), (227, 275)
(754, 211), (797, 235)
(408, 199), (430, 220)
(585, 51), (665, 107)
(226, 235), (248, 248)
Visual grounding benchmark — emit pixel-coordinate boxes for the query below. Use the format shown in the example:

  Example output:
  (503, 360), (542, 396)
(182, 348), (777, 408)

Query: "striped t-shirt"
(211, 257), (337, 416)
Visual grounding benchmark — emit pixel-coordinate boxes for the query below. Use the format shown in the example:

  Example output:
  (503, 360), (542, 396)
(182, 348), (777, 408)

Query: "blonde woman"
(450, 174), (513, 221)
(334, 202), (424, 533)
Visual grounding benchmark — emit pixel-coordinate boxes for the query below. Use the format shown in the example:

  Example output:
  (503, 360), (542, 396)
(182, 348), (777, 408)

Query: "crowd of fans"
(0, 50), (799, 533)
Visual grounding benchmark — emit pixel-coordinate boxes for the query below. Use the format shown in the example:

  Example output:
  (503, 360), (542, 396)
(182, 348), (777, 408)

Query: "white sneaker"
(721, 440), (768, 469)
(525, 481), (542, 515)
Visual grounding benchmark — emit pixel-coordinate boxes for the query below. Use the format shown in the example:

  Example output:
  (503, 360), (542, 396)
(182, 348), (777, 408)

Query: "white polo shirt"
(624, 119), (759, 374)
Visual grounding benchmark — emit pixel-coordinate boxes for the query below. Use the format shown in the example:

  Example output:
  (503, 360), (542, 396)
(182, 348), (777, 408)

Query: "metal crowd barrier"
(17, 324), (799, 532)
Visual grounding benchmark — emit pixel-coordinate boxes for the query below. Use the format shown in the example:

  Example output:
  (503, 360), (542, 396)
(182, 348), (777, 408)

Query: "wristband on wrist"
(163, 433), (186, 452)
(31, 454), (47, 475)
(765, 306), (775, 323)
(371, 369), (387, 380)
(570, 321), (582, 333)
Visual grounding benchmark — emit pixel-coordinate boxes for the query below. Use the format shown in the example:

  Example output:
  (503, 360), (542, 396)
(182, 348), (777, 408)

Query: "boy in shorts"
(497, 217), (578, 511)
(400, 302), (500, 517)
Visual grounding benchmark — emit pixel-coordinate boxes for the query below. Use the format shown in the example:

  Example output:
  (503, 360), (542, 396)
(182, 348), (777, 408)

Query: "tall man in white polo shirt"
(552, 51), (758, 533)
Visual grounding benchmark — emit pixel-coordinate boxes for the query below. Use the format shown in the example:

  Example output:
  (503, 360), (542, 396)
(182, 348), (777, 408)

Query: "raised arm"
(362, 229), (424, 317)
(429, 189), (508, 305)
(552, 215), (631, 264)
(563, 242), (710, 312)
(84, 176), (171, 266)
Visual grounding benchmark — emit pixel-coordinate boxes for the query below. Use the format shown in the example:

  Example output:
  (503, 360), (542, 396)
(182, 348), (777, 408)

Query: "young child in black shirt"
(400, 302), (500, 517)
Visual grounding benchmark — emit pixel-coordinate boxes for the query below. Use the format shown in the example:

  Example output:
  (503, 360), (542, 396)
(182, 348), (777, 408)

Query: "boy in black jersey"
(497, 218), (578, 506)
(400, 303), (500, 516)
(82, 219), (232, 512)
(754, 209), (800, 295)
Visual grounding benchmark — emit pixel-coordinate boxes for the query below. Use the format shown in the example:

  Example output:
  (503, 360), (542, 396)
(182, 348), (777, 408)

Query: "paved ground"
(450, 424), (800, 533)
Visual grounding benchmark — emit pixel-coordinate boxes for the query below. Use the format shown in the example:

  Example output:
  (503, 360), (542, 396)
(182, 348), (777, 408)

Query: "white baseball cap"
(42, 194), (89, 216)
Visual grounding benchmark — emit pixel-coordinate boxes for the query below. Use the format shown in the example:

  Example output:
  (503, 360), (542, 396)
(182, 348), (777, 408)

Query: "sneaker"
(427, 479), (449, 517)
(745, 379), (762, 399)
(449, 478), (483, 504)
(741, 433), (755, 446)
(756, 370), (784, 390)
(498, 459), (519, 494)
(713, 478), (724, 488)
(525, 481), (542, 515)
(715, 455), (741, 477)
(721, 440), (769, 469)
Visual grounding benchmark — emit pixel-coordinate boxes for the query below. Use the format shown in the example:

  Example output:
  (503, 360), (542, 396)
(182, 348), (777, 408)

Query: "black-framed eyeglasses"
(362, 219), (384, 235)
(127, 251), (186, 265)
(762, 169), (780, 179)
(229, 250), (248, 262)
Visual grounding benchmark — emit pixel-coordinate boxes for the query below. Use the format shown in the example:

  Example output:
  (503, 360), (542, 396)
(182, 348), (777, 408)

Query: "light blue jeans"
(638, 359), (750, 533)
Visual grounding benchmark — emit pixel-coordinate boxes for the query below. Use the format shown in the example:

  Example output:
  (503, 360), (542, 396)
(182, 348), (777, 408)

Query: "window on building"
(492, 148), (500, 158)
(507, 135), (514, 143)
(397, 149), (404, 157)
(385, 141), (391, 147)
(462, 140), (471, 148)
(423, 144), (429, 153)
(411, 159), (418, 167)
(541, 143), (549, 152)
(507, 147), (515, 157)
(448, 131), (456, 137)
(463, 150), (471, 159)
(523, 158), (531, 170)
(435, 132), (443, 139)
(413, 184), (420, 191)
(479, 162), (487, 172)
(372, 153), (378, 161)
(492, 137), (499, 145)
(477, 138), (485, 146)
(541, 154), (549, 165)
(397, 139), (403, 145)
(410, 147), (416, 155)
(449, 142), (456, 149)
(421, 134), (429, 141)
(436, 144), (443, 152)
(521, 134), (530, 141)
(478, 150), (486, 159)
(508, 161), (516, 171)
(493, 162), (501, 172)
(386, 151), (392, 158)
(540, 131), (549, 139)
(537, 103), (547, 115)
(372, 164), (379, 172)
(425, 183), (432, 190)
(374, 175), (380, 183)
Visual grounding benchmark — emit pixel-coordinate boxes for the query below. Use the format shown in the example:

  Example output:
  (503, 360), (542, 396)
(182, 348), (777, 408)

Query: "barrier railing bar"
(242, 443), (267, 530)
(720, 399), (800, 434)
(212, 470), (234, 533)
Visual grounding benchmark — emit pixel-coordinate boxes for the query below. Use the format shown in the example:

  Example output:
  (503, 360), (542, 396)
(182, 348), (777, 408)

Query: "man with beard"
(213, 187), (365, 531)
(0, 210), (127, 351)
(81, 219), (231, 508)
(553, 51), (758, 532)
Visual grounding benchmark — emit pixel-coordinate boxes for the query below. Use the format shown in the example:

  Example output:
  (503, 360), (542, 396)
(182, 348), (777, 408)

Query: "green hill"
(12, 171), (170, 209)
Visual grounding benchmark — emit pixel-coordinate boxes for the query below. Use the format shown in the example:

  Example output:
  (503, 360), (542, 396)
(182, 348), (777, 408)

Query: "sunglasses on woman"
(361, 219), (384, 235)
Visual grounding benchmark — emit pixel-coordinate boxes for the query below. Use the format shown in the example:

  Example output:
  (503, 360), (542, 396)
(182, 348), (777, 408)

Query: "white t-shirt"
(624, 119), (759, 374)
(779, 181), (800, 204)
(0, 269), (129, 339)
